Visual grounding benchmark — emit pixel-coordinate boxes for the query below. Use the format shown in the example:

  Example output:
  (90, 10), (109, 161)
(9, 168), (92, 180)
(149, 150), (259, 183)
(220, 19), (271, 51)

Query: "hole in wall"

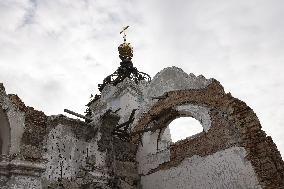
(168, 117), (203, 143)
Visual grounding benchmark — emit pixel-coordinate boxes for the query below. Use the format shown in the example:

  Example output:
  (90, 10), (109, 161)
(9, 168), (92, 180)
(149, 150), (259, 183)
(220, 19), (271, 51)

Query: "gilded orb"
(118, 42), (133, 61)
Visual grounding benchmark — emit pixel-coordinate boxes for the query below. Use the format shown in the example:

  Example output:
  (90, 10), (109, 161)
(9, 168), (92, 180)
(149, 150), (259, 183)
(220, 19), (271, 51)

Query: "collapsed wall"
(132, 67), (284, 189)
(0, 66), (283, 189)
(0, 84), (45, 188)
(0, 83), (140, 189)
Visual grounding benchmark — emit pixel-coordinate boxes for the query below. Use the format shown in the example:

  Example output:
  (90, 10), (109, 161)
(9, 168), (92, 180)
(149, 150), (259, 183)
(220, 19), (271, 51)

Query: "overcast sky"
(0, 0), (283, 156)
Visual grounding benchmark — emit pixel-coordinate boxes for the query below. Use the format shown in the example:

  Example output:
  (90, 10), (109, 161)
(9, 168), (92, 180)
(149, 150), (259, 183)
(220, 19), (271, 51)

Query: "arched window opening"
(168, 117), (203, 142)
(0, 108), (10, 155)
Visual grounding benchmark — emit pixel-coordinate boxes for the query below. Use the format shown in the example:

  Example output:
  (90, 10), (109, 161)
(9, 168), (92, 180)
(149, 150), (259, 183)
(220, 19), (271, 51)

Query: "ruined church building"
(0, 28), (284, 189)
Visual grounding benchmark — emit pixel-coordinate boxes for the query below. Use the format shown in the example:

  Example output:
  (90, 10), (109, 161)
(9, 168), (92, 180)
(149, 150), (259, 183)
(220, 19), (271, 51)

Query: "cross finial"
(118, 26), (133, 62)
(120, 26), (129, 42)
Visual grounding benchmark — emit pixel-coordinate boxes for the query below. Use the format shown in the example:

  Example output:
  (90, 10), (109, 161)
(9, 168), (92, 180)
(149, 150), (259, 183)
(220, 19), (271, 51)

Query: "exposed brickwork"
(133, 80), (225, 133)
(2, 70), (283, 188)
(6, 93), (48, 161)
(134, 80), (284, 188)
(114, 138), (137, 162)
(156, 109), (240, 170)
(21, 106), (47, 161)
(20, 144), (42, 161)
(8, 94), (26, 112)
(22, 107), (47, 146)
(98, 112), (120, 153)
(47, 115), (95, 142)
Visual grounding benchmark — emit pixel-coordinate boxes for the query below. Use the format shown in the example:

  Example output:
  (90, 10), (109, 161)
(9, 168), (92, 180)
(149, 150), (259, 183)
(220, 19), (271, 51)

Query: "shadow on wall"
(0, 108), (10, 155)
(168, 117), (203, 143)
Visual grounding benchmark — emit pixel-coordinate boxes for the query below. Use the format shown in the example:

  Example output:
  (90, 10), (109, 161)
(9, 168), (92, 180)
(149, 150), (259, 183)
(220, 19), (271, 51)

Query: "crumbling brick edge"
(133, 80), (284, 188)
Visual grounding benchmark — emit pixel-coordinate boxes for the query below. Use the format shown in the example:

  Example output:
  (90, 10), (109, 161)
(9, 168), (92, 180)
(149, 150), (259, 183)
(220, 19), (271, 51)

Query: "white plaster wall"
(5, 108), (25, 155)
(138, 148), (171, 175)
(144, 67), (212, 99)
(90, 78), (145, 127)
(136, 103), (212, 175)
(141, 147), (262, 189)
(42, 124), (99, 181)
(0, 91), (25, 156)
(175, 104), (211, 132)
(136, 129), (172, 175)
(137, 130), (160, 156)
(110, 90), (140, 124)
(158, 127), (172, 151)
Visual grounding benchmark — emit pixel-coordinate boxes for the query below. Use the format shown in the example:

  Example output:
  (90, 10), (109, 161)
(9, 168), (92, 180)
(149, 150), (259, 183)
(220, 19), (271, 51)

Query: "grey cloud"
(21, 0), (37, 27)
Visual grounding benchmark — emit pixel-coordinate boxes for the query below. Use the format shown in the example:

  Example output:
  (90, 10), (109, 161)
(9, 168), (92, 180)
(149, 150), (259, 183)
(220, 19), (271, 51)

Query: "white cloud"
(169, 117), (204, 142)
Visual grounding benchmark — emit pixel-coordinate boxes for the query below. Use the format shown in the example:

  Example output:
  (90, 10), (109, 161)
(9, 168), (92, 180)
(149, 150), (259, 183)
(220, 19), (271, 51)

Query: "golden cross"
(120, 26), (129, 42)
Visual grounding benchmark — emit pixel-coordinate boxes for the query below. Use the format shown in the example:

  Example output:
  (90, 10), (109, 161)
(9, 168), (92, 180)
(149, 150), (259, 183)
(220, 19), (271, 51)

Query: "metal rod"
(64, 109), (92, 122)
(151, 94), (168, 100)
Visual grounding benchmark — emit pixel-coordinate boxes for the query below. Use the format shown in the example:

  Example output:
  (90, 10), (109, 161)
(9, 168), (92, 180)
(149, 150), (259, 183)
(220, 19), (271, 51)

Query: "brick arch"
(133, 80), (284, 188)
(0, 107), (11, 155)
(133, 81), (235, 137)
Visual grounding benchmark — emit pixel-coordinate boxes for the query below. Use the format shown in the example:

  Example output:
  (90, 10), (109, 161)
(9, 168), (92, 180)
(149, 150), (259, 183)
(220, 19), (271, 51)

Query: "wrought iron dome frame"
(98, 26), (151, 92)
(98, 60), (151, 92)
(86, 26), (151, 115)
(85, 60), (151, 118)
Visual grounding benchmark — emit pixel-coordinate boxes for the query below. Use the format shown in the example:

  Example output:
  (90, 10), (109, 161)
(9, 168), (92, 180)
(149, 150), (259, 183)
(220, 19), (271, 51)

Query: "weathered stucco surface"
(144, 67), (212, 98)
(42, 123), (98, 182)
(0, 84), (44, 188)
(90, 78), (145, 126)
(141, 147), (262, 189)
(137, 148), (170, 175)
(0, 159), (45, 189)
(175, 104), (211, 132)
